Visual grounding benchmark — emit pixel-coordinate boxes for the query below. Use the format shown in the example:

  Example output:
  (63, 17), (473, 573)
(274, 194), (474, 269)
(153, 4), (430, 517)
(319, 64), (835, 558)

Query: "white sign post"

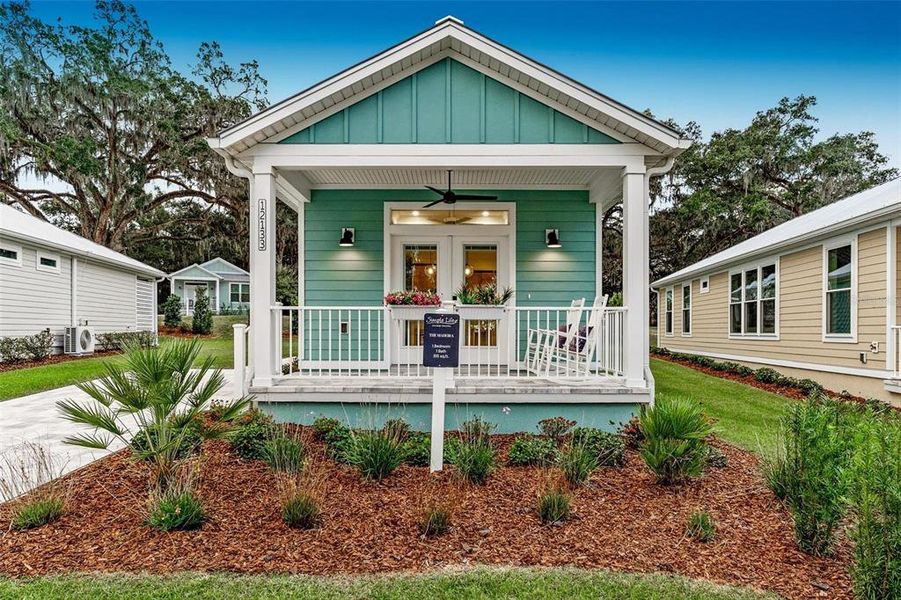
(423, 305), (460, 473)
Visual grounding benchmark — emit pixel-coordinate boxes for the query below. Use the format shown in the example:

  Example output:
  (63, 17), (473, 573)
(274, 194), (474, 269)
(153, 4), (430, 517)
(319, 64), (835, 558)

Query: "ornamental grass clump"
(146, 464), (205, 531)
(460, 416), (496, 445)
(277, 461), (325, 530)
(0, 443), (70, 531)
(453, 439), (496, 484)
(639, 396), (713, 485)
(558, 438), (598, 486)
(347, 428), (406, 481)
(537, 475), (572, 525)
(686, 510), (716, 543)
(263, 431), (307, 473)
(762, 396), (853, 556)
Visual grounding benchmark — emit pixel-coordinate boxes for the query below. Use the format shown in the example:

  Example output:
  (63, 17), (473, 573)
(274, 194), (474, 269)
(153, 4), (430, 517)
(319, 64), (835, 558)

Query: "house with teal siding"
(207, 17), (690, 432)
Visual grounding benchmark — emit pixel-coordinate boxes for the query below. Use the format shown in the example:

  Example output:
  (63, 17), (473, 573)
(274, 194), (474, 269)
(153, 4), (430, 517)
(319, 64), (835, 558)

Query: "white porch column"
(595, 201), (603, 300)
(622, 166), (648, 388)
(250, 167), (278, 385)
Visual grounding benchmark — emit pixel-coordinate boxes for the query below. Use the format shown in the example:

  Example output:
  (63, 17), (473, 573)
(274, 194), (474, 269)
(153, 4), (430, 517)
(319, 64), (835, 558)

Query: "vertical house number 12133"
(257, 198), (267, 251)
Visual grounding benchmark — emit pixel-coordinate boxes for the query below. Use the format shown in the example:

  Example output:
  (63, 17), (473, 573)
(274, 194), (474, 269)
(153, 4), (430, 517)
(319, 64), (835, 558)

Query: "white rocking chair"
(525, 298), (585, 375)
(547, 295), (608, 376)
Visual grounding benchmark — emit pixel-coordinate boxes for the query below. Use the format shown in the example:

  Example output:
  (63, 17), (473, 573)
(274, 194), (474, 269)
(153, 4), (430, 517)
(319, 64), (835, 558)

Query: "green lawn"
(651, 358), (792, 455)
(0, 568), (776, 600)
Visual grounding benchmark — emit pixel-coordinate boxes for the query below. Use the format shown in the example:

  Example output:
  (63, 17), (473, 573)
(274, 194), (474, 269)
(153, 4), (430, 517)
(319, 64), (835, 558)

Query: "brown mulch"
(156, 327), (215, 339)
(0, 435), (852, 599)
(0, 350), (118, 373)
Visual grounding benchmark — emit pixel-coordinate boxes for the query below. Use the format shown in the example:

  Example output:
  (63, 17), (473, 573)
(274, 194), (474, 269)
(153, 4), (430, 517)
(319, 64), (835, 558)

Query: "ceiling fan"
(422, 170), (497, 208)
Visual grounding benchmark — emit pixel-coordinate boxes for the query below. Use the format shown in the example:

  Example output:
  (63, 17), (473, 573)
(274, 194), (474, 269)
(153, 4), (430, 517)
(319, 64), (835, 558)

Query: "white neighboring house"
(166, 258), (250, 315)
(0, 203), (164, 353)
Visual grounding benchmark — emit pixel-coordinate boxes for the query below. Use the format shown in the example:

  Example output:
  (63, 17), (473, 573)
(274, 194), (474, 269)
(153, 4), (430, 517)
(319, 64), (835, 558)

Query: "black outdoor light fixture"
(545, 228), (562, 248)
(339, 227), (355, 247)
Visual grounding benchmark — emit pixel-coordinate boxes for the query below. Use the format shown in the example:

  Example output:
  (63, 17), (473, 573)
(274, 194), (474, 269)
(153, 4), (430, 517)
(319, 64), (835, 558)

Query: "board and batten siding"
(304, 189), (595, 308)
(658, 227), (889, 372)
(77, 259), (138, 332)
(0, 238), (72, 338)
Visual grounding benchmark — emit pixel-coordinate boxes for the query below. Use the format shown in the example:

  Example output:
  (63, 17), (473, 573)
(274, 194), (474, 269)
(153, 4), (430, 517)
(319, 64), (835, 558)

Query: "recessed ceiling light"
(481, 210), (490, 217)
(412, 210), (420, 216)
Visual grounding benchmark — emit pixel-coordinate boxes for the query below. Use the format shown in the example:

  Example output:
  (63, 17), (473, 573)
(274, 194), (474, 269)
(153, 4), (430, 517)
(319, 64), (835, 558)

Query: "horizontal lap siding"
(77, 260), (137, 333)
(0, 240), (72, 338)
(660, 228), (888, 372)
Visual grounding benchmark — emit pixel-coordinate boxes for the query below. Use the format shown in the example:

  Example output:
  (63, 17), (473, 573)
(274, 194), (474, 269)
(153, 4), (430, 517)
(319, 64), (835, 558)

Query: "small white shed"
(0, 204), (164, 352)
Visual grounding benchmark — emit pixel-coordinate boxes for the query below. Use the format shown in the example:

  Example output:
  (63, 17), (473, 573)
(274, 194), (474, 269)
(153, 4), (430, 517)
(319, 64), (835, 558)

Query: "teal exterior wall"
(260, 401), (638, 434)
(305, 189), (595, 308)
(281, 59), (619, 145)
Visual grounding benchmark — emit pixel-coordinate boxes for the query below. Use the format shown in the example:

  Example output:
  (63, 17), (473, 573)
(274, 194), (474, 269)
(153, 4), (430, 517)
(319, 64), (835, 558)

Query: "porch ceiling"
(281, 167), (624, 204)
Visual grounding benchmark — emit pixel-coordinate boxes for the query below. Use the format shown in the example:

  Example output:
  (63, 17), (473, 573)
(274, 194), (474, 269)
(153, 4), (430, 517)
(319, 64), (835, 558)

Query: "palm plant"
(57, 339), (250, 487)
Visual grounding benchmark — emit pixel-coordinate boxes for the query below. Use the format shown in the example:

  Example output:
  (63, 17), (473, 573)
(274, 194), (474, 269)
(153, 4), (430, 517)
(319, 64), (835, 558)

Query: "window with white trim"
(229, 282), (250, 304)
(664, 287), (673, 336)
(0, 242), (22, 266)
(700, 276), (709, 294)
(36, 251), (60, 273)
(729, 262), (777, 336)
(825, 244), (852, 336)
(681, 283), (691, 335)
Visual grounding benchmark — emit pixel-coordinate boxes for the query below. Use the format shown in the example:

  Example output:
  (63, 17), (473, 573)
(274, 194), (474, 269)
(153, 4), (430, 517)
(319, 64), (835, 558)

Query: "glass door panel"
(403, 244), (438, 346)
(461, 244), (498, 347)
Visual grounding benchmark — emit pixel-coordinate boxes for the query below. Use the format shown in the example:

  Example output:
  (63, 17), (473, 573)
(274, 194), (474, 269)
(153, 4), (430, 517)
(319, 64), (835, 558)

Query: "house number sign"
(257, 198), (268, 251)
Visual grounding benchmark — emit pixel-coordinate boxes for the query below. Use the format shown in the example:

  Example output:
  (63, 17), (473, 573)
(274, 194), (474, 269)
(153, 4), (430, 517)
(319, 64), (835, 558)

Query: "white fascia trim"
(200, 257), (251, 277)
(661, 346), (892, 380)
(167, 263), (222, 280)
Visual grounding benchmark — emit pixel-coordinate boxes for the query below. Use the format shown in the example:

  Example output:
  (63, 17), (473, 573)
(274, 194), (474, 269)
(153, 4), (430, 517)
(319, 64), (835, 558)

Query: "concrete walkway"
(0, 370), (235, 482)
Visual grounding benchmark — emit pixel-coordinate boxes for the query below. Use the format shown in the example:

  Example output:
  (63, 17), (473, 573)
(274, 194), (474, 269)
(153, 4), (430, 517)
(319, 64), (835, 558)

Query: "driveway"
(0, 370), (235, 488)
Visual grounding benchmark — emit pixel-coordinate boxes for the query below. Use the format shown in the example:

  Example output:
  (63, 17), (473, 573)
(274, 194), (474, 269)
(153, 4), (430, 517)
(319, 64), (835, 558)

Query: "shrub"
(323, 424), (355, 464)
(0, 443), (69, 531)
(131, 420), (203, 461)
(161, 294), (182, 328)
(848, 412), (901, 598)
(571, 427), (626, 467)
(0, 336), (25, 362)
(640, 396), (713, 485)
(619, 415), (644, 450)
(311, 416), (342, 441)
(19, 329), (53, 361)
(147, 488), (205, 531)
(733, 364), (755, 377)
(796, 378), (824, 396)
(402, 433), (461, 467)
(507, 435), (558, 467)
(263, 434), (307, 473)
(754, 367), (782, 385)
(231, 410), (277, 461)
(704, 445), (729, 469)
(764, 397), (853, 555)
(558, 439), (598, 486)
(346, 429), (406, 481)
(459, 416), (496, 445)
(95, 330), (156, 352)
(383, 418), (411, 441)
(57, 339), (249, 489)
(191, 289), (213, 335)
(537, 479), (572, 525)
(453, 440), (495, 484)
(537, 417), (576, 443)
(686, 510), (716, 542)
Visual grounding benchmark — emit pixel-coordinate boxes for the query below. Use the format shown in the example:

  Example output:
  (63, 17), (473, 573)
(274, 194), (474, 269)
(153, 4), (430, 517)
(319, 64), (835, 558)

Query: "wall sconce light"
(339, 227), (355, 247)
(545, 229), (562, 248)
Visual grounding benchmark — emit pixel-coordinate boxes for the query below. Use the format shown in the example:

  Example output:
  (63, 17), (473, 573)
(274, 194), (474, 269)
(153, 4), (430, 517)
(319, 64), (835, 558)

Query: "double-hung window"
(664, 288), (673, 336)
(825, 243), (853, 338)
(681, 283), (691, 335)
(230, 283), (250, 304)
(730, 262), (778, 336)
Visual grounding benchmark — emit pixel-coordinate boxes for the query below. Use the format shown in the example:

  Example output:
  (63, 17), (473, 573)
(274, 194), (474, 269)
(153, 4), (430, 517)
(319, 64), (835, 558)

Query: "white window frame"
(664, 286), (674, 337)
(699, 276), (710, 294)
(681, 282), (692, 336)
(229, 282), (250, 304)
(0, 242), (22, 267)
(35, 250), (61, 273)
(728, 257), (780, 340)
(822, 236), (857, 343)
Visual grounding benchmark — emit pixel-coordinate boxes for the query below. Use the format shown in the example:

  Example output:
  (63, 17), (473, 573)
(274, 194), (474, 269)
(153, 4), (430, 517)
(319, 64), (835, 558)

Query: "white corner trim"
(660, 346), (892, 380)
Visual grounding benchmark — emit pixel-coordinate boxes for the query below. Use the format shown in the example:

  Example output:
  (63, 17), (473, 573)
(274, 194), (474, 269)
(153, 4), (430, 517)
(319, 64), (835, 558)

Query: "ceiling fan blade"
(424, 186), (446, 196)
(422, 198), (446, 208)
(452, 194), (498, 201)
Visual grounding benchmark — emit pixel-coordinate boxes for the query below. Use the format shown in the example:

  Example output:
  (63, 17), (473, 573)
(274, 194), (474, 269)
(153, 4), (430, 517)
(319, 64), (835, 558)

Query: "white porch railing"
(265, 304), (626, 380)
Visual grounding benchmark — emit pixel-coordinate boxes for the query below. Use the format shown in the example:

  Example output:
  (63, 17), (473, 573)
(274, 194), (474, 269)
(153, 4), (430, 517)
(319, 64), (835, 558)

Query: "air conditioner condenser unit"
(64, 326), (95, 355)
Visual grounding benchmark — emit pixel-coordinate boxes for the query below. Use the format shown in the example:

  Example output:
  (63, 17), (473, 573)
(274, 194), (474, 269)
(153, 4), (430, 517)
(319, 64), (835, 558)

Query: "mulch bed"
(157, 327), (215, 339)
(0, 434), (852, 599)
(0, 350), (118, 373)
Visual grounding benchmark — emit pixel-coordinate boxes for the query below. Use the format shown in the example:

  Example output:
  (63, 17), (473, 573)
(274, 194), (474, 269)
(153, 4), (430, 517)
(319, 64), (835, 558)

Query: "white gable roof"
(0, 204), (164, 278)
(200, 257), (249, 276)
(653, 178), (901, 288)
(209, 16), (689, 156)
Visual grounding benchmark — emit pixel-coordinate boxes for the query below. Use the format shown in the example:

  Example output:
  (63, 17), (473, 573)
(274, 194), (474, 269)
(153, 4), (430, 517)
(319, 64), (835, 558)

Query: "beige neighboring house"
(652, 178), (901, 405)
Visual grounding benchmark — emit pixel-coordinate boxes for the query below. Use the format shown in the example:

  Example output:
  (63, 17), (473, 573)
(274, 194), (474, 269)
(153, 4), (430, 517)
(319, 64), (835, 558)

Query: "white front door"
(390, 234), (510, 366)
(184, 284), (204, 315)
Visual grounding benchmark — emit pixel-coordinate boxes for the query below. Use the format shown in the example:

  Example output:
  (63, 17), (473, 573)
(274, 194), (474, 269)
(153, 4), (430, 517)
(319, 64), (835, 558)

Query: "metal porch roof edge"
(651, 178), (901, 289)
(0, 203), (164, 278)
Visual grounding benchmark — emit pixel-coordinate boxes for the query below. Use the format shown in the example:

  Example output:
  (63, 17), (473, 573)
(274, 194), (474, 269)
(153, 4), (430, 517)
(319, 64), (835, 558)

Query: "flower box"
(386, 305), (435, 320)
(456, 304), (508, 320)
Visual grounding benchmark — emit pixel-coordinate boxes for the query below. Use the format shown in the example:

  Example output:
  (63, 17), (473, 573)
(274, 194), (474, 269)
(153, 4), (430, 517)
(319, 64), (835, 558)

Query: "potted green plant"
(384, 290), (442, 319)
(454, 282), (514, 320)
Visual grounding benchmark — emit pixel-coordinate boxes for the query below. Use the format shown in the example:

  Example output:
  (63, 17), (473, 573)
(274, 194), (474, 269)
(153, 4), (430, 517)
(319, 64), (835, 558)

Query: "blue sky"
(30, 1), (901, 167)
